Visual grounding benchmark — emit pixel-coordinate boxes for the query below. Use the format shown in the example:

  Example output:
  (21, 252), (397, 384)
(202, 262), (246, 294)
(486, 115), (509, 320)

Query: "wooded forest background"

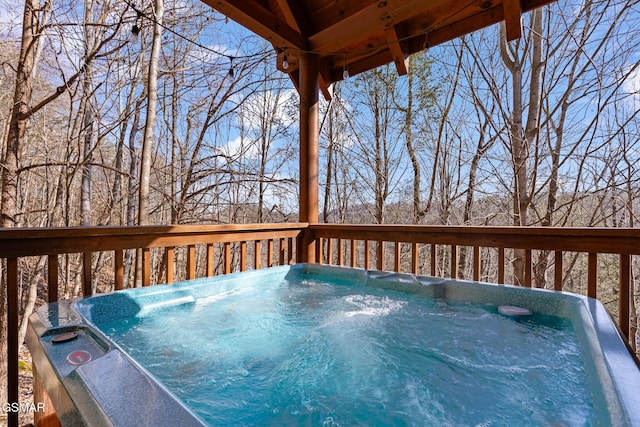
(0, 0), (639, 409)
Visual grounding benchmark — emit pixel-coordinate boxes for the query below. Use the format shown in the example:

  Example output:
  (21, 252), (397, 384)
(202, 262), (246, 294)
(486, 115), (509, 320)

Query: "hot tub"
(27, 263), (640, 426)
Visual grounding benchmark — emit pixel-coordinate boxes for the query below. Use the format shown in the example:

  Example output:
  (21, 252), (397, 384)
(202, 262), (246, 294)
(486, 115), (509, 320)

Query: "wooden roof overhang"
(201, 0), (556, 99)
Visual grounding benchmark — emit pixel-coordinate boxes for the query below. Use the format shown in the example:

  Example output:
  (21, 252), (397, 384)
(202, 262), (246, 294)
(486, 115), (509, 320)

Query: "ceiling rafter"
(385, 25), (408, 76)
(200, 0), (559, 87)
(274, 0), (333, 101)
(203, 0), (307, 50)
(503, 0), (523, 40)
(274, 0), (333, 100)
(308, 0), (450, 55)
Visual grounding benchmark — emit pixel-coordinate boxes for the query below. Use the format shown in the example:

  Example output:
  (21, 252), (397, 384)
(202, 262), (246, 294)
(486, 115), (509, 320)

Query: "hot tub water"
(97, 272), (594, 426)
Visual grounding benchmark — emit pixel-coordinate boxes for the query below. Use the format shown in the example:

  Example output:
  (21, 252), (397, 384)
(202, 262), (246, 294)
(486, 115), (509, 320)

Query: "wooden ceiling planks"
(204, 0), (557, 89)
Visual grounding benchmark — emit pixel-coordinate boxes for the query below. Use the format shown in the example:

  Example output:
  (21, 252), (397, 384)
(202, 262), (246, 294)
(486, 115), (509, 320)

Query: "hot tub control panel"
(26, 298), (208, 427)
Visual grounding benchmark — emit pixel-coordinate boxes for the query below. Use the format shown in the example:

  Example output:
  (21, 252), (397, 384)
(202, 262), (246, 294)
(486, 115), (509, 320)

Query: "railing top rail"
(0, 223), (308, 258)
(310, 224), (640, 255)
(310, 223), (640, 236)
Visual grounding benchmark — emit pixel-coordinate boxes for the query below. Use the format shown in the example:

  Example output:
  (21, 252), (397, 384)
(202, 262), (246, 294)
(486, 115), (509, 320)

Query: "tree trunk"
(500, 10), (543, 285)
(139, 0), (163, 225)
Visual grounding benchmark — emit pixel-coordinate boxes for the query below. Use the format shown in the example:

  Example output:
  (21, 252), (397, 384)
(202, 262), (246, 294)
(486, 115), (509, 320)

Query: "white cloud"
(220, 135), (260, 159)
(623, 62), (640, 108)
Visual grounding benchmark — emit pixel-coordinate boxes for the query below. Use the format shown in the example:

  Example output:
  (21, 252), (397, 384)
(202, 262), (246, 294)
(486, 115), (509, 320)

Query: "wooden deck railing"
(2, 223), (640, 426)
(310, 224), (640, 342)
(0, 223), (306, 427)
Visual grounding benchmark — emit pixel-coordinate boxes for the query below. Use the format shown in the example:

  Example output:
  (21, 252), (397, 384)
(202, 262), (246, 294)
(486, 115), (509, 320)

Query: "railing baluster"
(411, 242), (418, 275)
(83, 251), (92, 296)
(498, 247), (505, 284)
(224, 242), (231, 274)
(255, 240), (261, 270)
(377, 241), (385, 271)
(327, 238), (334, 265)
(619, 254), (631, 341)
(7, 257), (19, 427)
(588, 253), (597, 298)
(288, 238), (294, 264)
(554, 250), (562, 291)
(337, 239), (344, 266)
(187, 245), (196, 280)
(316, 238), (322, 263)
(48, 254), (59, 301)
(525, 249), (532, 288)
(364, 240), (370, 270)
(142, 248), (151, 287)
(114, 250), (123, 291)
(473, 246), (481, 281)
(451, 245), (458, 279)
(350, 239), (356, 267)
(165, 247), (174, 283)
(240, 241), (247, 271)
(206, 244), (214, 277)
(279, 238), (285, 265)
(394, 242), (401, 272)
(431, 244), (436, 276)
(267, 239), (274, 267)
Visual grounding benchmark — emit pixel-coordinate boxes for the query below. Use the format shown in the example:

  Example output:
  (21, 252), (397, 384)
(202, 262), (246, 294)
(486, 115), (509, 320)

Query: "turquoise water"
(98, 273), (595, 426)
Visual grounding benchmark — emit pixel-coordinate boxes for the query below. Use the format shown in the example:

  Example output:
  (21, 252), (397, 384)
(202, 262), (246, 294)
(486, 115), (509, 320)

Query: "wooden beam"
(274, 0), (312, 36)
(309, 0), (448, 54)
(503, 0), (523, 40)
(385, 26), (408, 75)
(203, 0), (307, 50)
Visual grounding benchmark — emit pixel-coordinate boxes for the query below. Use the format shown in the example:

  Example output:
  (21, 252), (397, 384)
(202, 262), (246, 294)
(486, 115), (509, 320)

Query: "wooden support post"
(619, 254), (631, 341)
(83, 252), (92, 296)
(299, 52), (319, 263)
(288, 238), (294, 264)
(114, 250), (124, 291)
(327, 238), (333, 265)
(394, 242), (401, 272)
(48, 254), (59, 302)
(7, 257), (19, 427)
(337, 239), (344, 266)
